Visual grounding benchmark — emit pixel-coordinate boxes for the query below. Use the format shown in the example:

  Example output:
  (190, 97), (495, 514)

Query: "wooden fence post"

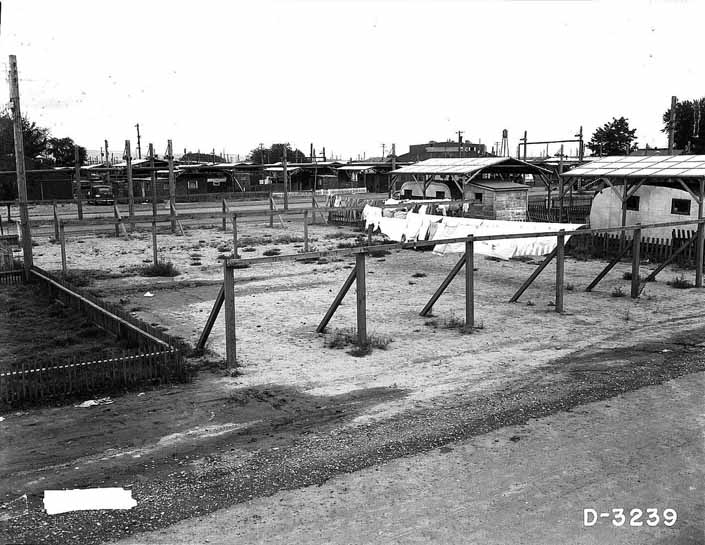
(367, 223), (373, 246)
(356, 252), (367, 346)
(232, 213), (239, 258)
(555, 230), (565, 313)
(304, 210), (309, 252)
(631, 224), (641, 298)
(223, 262), (236, 368)
(151, 221), (158, 266)
(269, 192), (274, 228)
(59, 221), (67, 277)
(53, 202), (59, 240)
(697, 179), (704, 288)
(465, 236), (474, 331)
(222, 199), (227, 232)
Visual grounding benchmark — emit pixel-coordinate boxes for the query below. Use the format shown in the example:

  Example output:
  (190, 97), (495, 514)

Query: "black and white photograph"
(0, 0), (704, 543)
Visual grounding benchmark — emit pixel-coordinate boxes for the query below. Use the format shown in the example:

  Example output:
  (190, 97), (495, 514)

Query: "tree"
(662, 97), (705, 154)
(248, 143), (308, 164)
(586, 117), (638, 156)
(46, 136), (87, 166)
(0, 111), (51, 169)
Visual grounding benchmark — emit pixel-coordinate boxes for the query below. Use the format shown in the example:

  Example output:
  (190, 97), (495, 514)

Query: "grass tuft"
(611, 286), (625, 297)
(667, 274), (693, 289)
(140, 261), (180, 277)
(324, 327), (392, 356)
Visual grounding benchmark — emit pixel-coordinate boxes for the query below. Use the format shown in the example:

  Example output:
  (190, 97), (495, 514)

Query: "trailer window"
(626, 195), (640, 211)
(404, 189), (413, 198)
(187, 180), (198, 190)
(435, 191), (445, 199)
(671, 198), (691, 215)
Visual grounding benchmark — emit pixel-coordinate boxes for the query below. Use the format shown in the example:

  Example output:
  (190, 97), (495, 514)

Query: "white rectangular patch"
(43, 488), (137, 515)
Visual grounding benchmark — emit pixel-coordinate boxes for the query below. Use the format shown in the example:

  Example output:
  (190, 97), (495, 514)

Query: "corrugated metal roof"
(337, 165), (378, 172)
(263, 166), (303, 174)
(389, 157), (547, 175)
(562, 155), (705, 178)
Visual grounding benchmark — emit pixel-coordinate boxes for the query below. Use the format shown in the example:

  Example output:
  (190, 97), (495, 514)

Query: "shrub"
(565, 282), (575, 291)
(140, 261), (180, 277)
(667, 275), (692, 289)
(611, 286), (625, 297)
(412, 272), (427, 278)
(242, 247), (256, 253)
(262, 248), (281, 257)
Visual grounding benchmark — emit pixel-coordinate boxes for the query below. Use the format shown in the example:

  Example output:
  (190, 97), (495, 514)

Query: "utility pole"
(668, 96), (677, 154)
(135, 123), (142, 159)
(575, 126), (584, 161)
(522, 130), (528, 161)
(168, 139), (176, 232)
(149, 143), (157, 216)
(125, 140), (134, 228)
(282, 144), (289, 211)
(8, 55), (33, 275)
(104, 139), (110, 185)
(381, 143), (386, 159)
(456, 130), (464, 158)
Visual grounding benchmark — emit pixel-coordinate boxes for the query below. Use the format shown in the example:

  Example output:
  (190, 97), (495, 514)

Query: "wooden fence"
(565, 230), (704, 266)
(0, 265), (190, 407)
(0, 349), (182, 407)
(527, 203), (592, 224)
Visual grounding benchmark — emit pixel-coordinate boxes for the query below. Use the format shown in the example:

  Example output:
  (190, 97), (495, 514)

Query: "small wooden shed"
(463, 180), (529, 220)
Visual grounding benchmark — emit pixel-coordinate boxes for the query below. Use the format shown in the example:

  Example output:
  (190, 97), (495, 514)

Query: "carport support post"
(631, 225), (641, 298)
(356, 252), (367, 346)
(619, 179), (628, 252)
(223, 262), (236, 368)
(696, 179), (704, 288)
(303, 210), (309, 252)
(268, 188), (274, 228)
(555, 230), (565, 313)
(465, 237), (474, 331)
(221, 199), (227, 231)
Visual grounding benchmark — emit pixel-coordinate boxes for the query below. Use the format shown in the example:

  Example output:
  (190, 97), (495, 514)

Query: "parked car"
(87, 185), (115, 205)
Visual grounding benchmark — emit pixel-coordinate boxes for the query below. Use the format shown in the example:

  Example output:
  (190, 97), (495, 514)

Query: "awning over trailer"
(389, 157), (550, 176)
(561, 155), (705, 178)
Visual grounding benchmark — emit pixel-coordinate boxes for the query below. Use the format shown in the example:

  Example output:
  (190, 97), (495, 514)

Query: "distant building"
(397, 139), (487, 162)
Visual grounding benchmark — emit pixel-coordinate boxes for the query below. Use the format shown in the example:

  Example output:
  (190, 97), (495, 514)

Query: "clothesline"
(362, 205), (584, 260)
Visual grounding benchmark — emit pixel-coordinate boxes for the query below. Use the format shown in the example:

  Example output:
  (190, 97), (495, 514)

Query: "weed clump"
(324, 327), (392, 356)
(611, 286), (625, 297)
(667, 274), (693, 289)
(140, 261), (180, 277)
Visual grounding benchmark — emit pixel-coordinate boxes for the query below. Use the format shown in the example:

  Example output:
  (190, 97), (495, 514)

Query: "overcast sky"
(2, 0), (703, 160)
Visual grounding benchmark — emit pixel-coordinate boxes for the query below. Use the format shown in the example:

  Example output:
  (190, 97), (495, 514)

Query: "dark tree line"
(248, 143), (308, 164)
(0, 111), (86, 170)
(662, 97), (705, 154)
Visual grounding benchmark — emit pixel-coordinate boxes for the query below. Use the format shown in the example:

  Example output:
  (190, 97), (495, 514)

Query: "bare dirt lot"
(1, 217), (704, 544)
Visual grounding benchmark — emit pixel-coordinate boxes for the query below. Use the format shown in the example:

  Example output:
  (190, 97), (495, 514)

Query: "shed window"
(671, 198), (691, 215)
(187, 180), (198, 190)
(162, 183), (170, 190)
(404, 189), (413, 198)
(435, 191), (445, 199)
(626, 195), (640, 211)
(474, 192), (483, 203)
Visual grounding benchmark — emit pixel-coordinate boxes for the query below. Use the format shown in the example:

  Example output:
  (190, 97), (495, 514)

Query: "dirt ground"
(1, 217), (704, 544)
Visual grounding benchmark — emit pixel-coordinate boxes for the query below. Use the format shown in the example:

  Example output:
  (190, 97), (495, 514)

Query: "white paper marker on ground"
(44, 488), (137, 515)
